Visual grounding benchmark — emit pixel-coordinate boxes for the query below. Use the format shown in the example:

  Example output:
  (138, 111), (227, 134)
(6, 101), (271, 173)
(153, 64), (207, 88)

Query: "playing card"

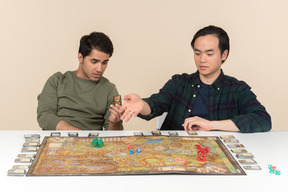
(24, 134), (40, 139)
(68, 132), (78, 137)
(88, 132), (99, 137)
(238, 159), (257, 164)
(227, 144), (245, 148)
(14, 158), (32, 163)
(243, 165), (261, 170)
(21, 147), (38, 152)
(187, 131), (198, 135)
(231, 149), (248, 153)
(168, 132), (178, 136)
(223, 139), (239, 143)
(18, 154), (35, 159)
(220, 135), (235, 139)
(236, 153), (254, 159)
(151, 131), (161, 135)
(7, 169), (26, 176)
(113, 95), (122, 105)
(50, 132), (61, 137)
(12, 165), (30, 169)
(23, 142), (40, 147)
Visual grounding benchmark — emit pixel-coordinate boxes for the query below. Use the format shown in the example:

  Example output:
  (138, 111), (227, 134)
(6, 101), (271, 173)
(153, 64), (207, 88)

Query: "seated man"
(37, 32), (123, 130)
(120, 25), (271, 133)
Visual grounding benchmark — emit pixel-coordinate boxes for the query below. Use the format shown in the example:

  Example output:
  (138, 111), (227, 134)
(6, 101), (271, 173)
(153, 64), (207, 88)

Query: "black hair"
(78, 32), (114, 58)
(191, 25), (230, 63)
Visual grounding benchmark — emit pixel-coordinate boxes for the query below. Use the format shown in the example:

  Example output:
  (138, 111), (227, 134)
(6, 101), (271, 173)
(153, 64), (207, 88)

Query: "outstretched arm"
(120, 94), (152, 122)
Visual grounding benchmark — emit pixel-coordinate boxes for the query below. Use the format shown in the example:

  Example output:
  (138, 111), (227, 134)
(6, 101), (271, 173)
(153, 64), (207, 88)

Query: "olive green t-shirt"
(37, 71), (121, 130)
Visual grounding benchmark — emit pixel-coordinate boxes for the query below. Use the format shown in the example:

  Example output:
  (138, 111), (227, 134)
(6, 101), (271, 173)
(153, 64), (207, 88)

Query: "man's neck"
(199, 70), (221, 85)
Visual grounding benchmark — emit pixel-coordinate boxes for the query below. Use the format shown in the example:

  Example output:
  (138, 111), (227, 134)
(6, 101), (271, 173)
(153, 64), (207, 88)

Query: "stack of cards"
(220, 135), (261, 170)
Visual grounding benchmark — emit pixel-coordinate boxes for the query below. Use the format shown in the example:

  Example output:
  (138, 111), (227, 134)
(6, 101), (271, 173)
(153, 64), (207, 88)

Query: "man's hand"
(120, 94), (150, 122)
(108, 104), (123, 130)
(183, 116), (240, 132)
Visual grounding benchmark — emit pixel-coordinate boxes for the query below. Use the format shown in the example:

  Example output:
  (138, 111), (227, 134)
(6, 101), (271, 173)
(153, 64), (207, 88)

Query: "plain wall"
(0, 0), (287, 131)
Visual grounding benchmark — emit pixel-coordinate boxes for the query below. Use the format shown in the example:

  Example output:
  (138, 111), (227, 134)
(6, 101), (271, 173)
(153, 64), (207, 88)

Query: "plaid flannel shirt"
(138, 70), (271, 133)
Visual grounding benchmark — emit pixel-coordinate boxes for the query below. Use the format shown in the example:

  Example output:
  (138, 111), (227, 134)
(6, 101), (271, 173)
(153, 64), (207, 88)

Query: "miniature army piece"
(91, 137), (104, 148)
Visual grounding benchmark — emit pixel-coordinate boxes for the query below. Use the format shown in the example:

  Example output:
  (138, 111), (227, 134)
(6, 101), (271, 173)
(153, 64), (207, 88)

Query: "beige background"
(0, 0), (287, 131)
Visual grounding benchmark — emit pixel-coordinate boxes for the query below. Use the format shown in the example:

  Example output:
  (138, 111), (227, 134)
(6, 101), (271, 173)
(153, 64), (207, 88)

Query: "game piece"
(269, 169), (275, 174)
(151, 131), (161, 135)
(18, 154), (35, 159)
(231, 149), (247, 153)
(275, 170), (281, 175)
(243, 166), (261, 170)
(169, 132), (178, 136)
(271, 166), (276, 170)
(238, 159), (257, 164)
(195, 144), (209, 162)
(88, 132), (99, 137)
(220, 135), (235, 139)
(227, 144), (244, 148)
(68, 132), (78, 137)
(187, 131), (197, 135)
(134, 132), (143, 136)
(24, 134), (40, 139)
(21, 147), (38, 152)
(50, 132), (61, 137)
(236, 153), (254, 159)
(136, 149), (140, 153)
(129, 149), (134, 154)
(15, 158), (33, 163)
(7, 169), (26, 176)
(23, 142), (40, 147)
(223, 139), (239, 143)
(113, 95), (122, 105)
(268, 164), (272, 169)
(91, 137), (104, 148)
(127, 144), (133, 149)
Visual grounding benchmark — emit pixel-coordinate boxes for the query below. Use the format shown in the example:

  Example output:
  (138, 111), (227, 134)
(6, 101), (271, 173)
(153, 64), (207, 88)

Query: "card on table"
(134, 132), (143, 136)
(12, 165), (30, 169)
(227, 144), (245, 148)
(68, 132), (78, 137)
(223, 139), (239, 143)
(151, 131), (161, 135)
(24, 134), (40, 139)
(18, 154), (35, 159)
(169, 132), (178, 136)
(187, 131), (198, 135)
(236, 153), (254, 159)
(21, 147), (38, 152)
(220, 135), (235, 139)
(243, 165), (261, 170)
(238, 159), (257, 164)
(88, 132), (99, 137)
(231, 149), (248, 153)
(7, 169), (26, 176)
(23, 142), (40, 147)
(50, 132), (61, 137)
(15, 158), (32, 163)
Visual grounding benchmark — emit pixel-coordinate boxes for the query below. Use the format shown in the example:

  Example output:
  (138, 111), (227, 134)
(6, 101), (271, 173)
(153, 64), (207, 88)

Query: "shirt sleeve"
(37, 72), (63, 130)
(230, 84), (272, 133)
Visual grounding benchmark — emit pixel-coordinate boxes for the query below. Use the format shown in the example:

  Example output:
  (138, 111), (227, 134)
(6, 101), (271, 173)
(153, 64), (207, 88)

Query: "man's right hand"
(120, 94), (150, 122)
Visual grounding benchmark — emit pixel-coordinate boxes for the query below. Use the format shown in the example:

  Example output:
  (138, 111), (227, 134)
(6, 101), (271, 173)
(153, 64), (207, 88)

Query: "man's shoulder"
(221, 73), (251, 89)
(171, 72), (196, 81)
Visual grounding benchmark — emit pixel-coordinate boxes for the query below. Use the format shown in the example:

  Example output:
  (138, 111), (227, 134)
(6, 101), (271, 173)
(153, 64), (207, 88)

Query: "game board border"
(27, 136), (246, 176)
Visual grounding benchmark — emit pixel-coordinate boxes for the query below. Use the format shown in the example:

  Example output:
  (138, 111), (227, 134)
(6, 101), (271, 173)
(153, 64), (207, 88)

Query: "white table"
(1, 130), (287, 192)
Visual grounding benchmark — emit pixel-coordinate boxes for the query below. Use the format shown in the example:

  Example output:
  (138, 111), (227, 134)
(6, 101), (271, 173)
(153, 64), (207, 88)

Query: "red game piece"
(195, 144), (209, 162)
(128, 144), (133, 149)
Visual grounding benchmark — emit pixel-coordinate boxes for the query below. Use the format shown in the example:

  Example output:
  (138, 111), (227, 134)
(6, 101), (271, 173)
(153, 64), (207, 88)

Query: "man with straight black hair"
(120, 25), (271, 133)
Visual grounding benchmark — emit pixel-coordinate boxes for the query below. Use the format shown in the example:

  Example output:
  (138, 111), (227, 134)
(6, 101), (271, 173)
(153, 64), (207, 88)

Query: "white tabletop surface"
(1, 130), (287, 192)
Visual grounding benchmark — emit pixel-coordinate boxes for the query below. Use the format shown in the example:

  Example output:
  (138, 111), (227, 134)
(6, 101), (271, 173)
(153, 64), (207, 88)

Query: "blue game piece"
(136, 149), (140, 153)
(275, 170), (281, 175)
(129, 149), (134, 154)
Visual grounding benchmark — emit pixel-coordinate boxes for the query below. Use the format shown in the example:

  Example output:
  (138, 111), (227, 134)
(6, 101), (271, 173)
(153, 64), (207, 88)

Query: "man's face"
(193, 35), (228, 83)
(77, 49), (110, 82)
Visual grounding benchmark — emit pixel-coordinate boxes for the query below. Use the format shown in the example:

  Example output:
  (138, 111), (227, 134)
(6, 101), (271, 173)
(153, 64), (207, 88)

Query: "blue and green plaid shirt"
(139, 70), (271, 133)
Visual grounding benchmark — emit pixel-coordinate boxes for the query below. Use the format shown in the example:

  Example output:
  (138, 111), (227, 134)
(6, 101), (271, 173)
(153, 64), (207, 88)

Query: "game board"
(26, 136), (245, 176)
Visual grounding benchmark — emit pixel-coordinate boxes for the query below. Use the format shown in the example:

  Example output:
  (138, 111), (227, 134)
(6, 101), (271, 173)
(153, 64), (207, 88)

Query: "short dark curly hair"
(191, 25), (230, 63)
(78, 32), (114, 58)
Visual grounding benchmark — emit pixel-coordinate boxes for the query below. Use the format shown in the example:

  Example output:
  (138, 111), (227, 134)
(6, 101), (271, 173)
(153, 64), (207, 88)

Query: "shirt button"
(188, 109), (191, 112)
(192, 85), (194, 87)
(197, 85), (200, 88)
(193, 94), (196, 97)
(217, 88), (220, 91)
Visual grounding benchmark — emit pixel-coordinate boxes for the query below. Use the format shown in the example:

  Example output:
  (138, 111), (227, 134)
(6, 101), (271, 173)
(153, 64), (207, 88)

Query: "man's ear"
(221, 50), (228, 63)
(78, 53), (83, 64)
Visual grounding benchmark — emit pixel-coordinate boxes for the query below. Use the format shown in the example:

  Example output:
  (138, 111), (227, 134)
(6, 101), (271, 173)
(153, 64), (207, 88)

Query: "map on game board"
(27, 136), (245, 176)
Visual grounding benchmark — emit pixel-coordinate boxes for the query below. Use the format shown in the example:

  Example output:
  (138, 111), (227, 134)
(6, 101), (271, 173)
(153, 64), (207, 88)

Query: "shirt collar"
(191, 70), (225, 90)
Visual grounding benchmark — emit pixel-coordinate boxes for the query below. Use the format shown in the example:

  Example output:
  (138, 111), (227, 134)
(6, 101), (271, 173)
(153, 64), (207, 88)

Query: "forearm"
(56, 120), (81, 131)
(139, 101), (152, 116)
(209, 119), (240, 132)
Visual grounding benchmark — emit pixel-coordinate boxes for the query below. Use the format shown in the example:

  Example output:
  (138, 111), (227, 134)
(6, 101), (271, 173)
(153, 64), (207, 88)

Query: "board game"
(27, 136), (245, 176)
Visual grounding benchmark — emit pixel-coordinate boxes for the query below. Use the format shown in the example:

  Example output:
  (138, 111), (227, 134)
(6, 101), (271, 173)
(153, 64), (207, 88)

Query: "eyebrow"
(91, 58), (109, 62)
(194, 48), (215, 53)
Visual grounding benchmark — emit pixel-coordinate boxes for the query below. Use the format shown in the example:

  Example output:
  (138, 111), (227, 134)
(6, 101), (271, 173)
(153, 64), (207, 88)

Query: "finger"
(124, 111), (135, 122)
(120, 109), (130, 120)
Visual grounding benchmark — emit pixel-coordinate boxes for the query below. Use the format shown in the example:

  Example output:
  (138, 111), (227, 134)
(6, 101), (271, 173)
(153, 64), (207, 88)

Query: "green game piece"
(275, 170), (281, 175)
(91, 137), (104, 148)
